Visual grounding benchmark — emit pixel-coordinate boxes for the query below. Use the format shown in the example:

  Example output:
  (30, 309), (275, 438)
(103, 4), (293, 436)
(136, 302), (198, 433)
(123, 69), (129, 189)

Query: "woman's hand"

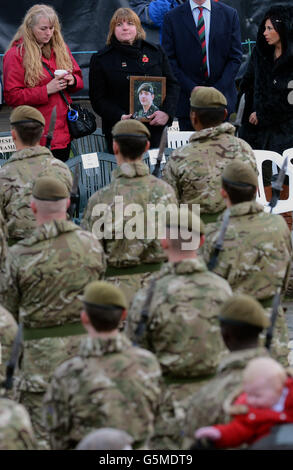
(148, 110), (169, 126)
(249, 111), (258, 126)
(121, 114), (132, 120)
(64, 73), (76, 86)
(46, 77), (68, 95)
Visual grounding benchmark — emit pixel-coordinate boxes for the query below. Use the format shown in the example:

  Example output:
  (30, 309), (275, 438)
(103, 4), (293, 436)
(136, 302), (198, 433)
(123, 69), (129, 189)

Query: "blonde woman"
(89, 7), (179, 151)
(3, 4), (83, 161)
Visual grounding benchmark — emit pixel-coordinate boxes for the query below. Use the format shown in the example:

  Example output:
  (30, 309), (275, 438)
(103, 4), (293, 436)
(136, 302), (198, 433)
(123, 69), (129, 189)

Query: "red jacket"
(215, 377), (293, 448)
(3, 41), (83, 150)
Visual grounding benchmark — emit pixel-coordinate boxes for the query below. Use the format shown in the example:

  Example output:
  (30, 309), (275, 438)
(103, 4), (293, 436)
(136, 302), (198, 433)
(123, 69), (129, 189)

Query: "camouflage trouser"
(20, 390), (50, 450)
(150, 377), (212, 450)
(260, 305), (289, 367)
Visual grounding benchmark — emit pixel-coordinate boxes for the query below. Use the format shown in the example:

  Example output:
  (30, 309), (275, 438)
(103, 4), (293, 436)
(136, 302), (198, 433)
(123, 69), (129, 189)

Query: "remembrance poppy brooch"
(142, 54), (149, 63)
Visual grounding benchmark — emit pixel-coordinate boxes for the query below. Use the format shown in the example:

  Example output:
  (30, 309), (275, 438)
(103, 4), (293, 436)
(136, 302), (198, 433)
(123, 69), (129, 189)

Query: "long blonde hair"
(107, 8), (146, 45)
(7, 4), (73, 87)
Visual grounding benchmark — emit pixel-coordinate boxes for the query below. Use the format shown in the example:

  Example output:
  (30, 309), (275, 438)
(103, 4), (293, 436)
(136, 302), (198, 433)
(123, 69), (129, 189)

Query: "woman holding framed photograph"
(89, 7), (179, 151)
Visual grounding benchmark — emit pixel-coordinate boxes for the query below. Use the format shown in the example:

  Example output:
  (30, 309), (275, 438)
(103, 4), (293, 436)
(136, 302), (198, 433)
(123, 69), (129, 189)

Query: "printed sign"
(81, 152), (99, 169)
(0, 136), (16, 153)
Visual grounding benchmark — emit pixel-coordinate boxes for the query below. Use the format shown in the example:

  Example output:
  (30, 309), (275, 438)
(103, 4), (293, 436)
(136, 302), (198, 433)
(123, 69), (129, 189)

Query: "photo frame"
(129, 76), (166, 122)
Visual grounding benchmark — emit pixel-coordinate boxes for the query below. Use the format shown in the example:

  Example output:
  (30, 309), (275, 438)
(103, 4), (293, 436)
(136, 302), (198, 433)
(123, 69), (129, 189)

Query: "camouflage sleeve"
(0, 306), (17, 384)
(162, 158), (181, 202)
(45, 161), (73, 194)
(43, 373), (71, 450)
(0, 250), (20, 320)
(239, 139), (258, 174)
(80, 192), (101, 232)
(0, 399), (36, 450)
(0, 211), (8, 271)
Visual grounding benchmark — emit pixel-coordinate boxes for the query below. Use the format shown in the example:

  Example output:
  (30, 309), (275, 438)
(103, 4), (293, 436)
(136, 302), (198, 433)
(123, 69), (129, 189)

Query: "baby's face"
(245, 376), (282, 409)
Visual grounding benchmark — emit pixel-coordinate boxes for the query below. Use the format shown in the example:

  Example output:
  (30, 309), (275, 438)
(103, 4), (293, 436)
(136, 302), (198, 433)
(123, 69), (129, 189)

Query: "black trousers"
(51, 143), (71, 162)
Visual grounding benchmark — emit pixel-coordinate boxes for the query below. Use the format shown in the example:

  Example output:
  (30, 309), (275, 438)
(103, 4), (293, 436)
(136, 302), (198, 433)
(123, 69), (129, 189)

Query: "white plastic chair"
(254, 150), (293, 214)
(167, 131), (194, 149)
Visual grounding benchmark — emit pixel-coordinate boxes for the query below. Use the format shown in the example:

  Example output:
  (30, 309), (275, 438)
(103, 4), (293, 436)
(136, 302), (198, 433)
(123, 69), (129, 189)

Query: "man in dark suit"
(162, 0), (242, 130)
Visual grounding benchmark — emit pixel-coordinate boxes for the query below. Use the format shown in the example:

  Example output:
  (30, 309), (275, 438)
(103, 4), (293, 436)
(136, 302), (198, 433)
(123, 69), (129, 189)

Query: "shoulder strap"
(42, 62), (70, 107)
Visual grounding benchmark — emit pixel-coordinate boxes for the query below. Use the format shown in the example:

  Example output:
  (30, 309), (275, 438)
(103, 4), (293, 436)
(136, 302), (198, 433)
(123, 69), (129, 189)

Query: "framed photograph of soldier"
(130, 76), (166, 122)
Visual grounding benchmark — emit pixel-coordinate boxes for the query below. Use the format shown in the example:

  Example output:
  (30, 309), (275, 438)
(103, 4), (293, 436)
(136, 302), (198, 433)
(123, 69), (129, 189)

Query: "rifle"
(133, 279), (156, 343)
(68, 163), (80, 220)
(152, 126), (168, 178)
(265, 290), (281, 351)
(2, 323), (23, 391)
(207, 208), (230, 271)
(45, 106), (57, 149)
(269, 156), (288, 213)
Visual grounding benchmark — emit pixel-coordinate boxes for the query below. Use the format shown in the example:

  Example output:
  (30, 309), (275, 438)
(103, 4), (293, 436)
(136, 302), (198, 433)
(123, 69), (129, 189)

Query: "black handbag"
(42, 62), (97, 139)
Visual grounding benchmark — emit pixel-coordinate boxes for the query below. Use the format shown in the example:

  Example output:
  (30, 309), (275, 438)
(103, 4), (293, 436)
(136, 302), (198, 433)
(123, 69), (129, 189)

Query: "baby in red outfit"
(195, 357), (293, 448)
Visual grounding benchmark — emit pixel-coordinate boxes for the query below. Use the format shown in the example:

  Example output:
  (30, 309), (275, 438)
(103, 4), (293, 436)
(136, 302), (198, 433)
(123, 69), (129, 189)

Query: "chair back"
(167, 131), (194, 149)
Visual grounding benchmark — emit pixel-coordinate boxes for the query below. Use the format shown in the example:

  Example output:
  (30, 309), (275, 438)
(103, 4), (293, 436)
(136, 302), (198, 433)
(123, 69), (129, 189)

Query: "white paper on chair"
(81, 152), (99, 169)
(0, 136), (16, 153)
(148, 149), (166, 165)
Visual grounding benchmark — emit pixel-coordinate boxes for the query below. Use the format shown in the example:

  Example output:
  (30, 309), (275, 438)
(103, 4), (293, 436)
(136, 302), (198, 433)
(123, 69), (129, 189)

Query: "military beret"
(137, 82), (154, 94)
(32, 176), (70, 201)
(190, 86), (227, 109)
(10, 105), (45, 126)
(222, 161), (258, 187)
(166, 207), (205, 235)
(81, 281), (128, 310)
(219, 294), (270, 329)
(112, 119), (151, 139)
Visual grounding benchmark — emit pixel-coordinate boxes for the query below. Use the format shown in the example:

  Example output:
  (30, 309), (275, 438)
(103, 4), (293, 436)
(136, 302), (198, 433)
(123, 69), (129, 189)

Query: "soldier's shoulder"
(128, 344), (161, 368)
(53, 355), (84, 380)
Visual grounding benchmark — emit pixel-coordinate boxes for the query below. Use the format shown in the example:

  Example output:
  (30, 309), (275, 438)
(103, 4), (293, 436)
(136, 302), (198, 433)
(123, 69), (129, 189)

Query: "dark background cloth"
(0, 0), (292, 99)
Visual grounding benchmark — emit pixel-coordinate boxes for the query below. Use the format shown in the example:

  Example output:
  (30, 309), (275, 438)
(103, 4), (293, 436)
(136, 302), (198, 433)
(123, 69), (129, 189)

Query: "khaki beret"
(32, 176), (70, 201)
(137, 82), (154, 94)
(166, 207), (205, 235)
(112, 120), (151, 139)
(10, 105), (45, 126)
(219, 295), (270, 329)
(222, 161), (258, 187)
(81, 281), (128, 310)
(190, 86), (227, 109)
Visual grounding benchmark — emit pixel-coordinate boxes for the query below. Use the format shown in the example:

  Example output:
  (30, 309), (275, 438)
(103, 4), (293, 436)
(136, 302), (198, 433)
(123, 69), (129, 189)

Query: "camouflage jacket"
(0, 219), (106, 392)
(0, 398), (35, 450)
(0, 211), (8, 276)
(183, 347), (268, 448)
(133, 103), (159, 119)
(162, 123), (257, 216)
(202, 201), (292, 300)
(126, 257), (232, 377)
(0, 304), (17, 385)
(0, 146), (72, 241)
(44, 333), (161, 450)
(82, 161), (178, 266)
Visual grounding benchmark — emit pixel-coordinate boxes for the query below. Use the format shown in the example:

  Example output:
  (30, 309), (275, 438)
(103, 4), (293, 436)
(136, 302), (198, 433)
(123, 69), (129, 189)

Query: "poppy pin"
(142, 55), (149, 63)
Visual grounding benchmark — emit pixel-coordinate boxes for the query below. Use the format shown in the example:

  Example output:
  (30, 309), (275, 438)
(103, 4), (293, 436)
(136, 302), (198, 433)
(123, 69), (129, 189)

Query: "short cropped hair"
(222, 179), (257, 204)
(190, 107), (226, 127)
(11, 121), (43, 146)
(85, 303), (124, 332)
(114, 135), (148, 160)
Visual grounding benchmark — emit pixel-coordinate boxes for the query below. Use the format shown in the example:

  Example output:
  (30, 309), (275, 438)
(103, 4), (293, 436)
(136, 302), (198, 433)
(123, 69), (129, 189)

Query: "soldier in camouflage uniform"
(162, 87), (257, 224)
(202, 161), (292, 365)
(0, 177), (106, 449)
(44, 281), (161, 450)
(125, 208), (232, 449)
(0, 397), (35, 449)
(183, 295), (270, 449)
(0, 304), (17, 385)
(82, 120), (177, 304)
(0, 106), (72, 244)
(132, 82), (159, 120)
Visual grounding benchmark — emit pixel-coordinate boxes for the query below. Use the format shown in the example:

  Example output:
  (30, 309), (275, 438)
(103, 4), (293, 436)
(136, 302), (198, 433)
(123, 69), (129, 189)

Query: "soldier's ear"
(66, 198), (71, 209)
(113, 140), (119, 155)
(80, 310), (90, 325)
(144, 140), (150, 153)
(30, 199), (37, 214)
(121, 309), (127, 321)
(221, 187), (228, 199)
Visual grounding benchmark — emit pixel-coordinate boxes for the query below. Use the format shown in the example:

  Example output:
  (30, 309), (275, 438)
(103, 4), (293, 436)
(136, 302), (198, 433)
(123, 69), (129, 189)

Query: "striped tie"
(197, 7), (208, 78)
